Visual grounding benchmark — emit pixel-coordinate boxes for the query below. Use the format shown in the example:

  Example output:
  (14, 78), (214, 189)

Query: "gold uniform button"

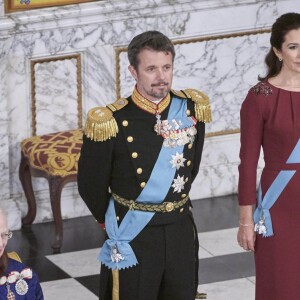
(132, 152), (138, 158)
(180, 208), (184, 213)
(181, 194), (187, 198)
(137, 168), (143, 174)
(127, 136), (133, 142)
(186, 109), (191, 116)
(140, 182), (146, 188)
(187, 160), (191, 166)
(122, 120), (128, 127)
(165, 202), (174, 212)
(188, 143), (193, 149)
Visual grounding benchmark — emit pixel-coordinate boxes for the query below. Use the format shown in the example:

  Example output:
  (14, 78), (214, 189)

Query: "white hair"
(0, 208), (7, 216)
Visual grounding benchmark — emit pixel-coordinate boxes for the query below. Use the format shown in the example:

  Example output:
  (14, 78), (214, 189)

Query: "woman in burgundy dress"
(237, 13), (300, 300)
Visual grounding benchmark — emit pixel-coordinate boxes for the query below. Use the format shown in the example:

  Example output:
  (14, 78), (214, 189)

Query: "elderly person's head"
(0, 209), (12, 276)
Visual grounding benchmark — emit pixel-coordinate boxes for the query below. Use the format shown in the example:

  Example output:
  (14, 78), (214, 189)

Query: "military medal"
(4, 268), (32, 297)
(155, 113), (162, 135)
(111, 245), (125, 263)
(154, 115), (197, 148)
(254, 218), (267, 235)
(15, 278), (28, 295)
(6, 283), (16, 300)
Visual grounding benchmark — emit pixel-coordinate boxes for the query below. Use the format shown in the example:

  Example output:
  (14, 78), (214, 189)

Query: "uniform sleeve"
(238, 91), (264, 205)
(191, 121), (205, 182)
(77, 134), (113, 223)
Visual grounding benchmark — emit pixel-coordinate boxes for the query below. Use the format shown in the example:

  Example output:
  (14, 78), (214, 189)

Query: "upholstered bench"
(19, 130), (83, 251)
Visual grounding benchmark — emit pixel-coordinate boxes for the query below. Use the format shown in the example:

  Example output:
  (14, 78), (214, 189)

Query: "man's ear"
(128, 65), (138, 81)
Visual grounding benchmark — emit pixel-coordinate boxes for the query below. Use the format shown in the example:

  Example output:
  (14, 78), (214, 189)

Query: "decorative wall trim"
(4, 0), (95, 13)
(1, 0), (265, 31)
(30, 54), (82, 136)
(115, 28), (271, 137)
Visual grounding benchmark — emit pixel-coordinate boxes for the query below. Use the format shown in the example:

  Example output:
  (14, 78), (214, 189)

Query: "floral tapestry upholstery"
(21, 130), (83, 177)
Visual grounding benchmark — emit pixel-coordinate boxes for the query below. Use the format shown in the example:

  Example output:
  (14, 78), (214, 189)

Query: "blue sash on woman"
(254, 139), (300, 237)
(99, 96), (195, 270)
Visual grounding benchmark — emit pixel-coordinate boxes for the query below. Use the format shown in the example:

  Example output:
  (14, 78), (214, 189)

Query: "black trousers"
(99, 213), (198, 300)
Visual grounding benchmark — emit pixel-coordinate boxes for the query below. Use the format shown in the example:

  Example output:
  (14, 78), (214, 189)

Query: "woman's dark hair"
(259, 12), (300, 81)
(127, 31), (175, 70)
(0, 251), (8, 277)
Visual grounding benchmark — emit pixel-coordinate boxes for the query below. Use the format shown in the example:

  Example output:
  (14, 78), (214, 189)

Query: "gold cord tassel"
(85, 117), (118, 142)
(194, 103), (212, 123)
(84, 107), (119, 142)
(183, 89), (212, 123)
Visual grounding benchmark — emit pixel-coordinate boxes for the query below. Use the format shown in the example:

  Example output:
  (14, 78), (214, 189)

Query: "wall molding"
(30, 54), (83, 136)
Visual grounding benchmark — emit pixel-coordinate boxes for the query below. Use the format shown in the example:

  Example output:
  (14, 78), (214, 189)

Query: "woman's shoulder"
(7, 258), (28, 271)
(6, 258), (38, 279)
(241, 81), (275, 115)
(247, 81), (274, 97)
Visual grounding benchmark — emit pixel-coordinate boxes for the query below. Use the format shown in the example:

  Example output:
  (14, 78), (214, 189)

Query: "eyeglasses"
(1, 232), (12, 240)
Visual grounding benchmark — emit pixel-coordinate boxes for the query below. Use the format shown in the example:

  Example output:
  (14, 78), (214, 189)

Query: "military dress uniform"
(78, 87), (211, 300)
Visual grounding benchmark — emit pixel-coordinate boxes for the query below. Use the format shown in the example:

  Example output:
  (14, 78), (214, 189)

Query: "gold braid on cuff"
(112, 193), (189, 213)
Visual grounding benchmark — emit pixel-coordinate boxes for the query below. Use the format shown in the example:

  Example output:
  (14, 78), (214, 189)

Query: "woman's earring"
(279, 57), (283, 62)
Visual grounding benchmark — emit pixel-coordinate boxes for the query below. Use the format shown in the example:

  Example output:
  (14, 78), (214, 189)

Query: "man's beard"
(147, 82), (170, 99)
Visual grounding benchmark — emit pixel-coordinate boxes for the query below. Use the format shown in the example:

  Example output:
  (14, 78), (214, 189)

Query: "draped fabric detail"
(254, 138), (300, 237)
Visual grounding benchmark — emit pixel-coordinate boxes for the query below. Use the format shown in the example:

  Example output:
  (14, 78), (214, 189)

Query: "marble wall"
(0, 0), (299, 229)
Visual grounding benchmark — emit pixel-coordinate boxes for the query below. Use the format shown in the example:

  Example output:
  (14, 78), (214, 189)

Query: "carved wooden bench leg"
(19, 152), (37, 226)
(49, 176), (64, 251)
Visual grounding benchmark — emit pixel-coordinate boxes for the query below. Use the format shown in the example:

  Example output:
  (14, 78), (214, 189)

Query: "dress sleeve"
(77, 134), (113, 223)
(238, 90), (264, 205)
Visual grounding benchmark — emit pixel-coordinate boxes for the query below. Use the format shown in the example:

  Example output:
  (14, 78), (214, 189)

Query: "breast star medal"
(172, 175), (186, 193)
(170, 152), (186, 170)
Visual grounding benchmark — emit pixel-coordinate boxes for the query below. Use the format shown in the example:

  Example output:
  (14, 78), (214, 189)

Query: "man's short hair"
(127, 31), (175, 70)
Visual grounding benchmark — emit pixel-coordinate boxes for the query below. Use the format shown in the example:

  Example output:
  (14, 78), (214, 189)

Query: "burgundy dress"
(238, 81), (300, 300)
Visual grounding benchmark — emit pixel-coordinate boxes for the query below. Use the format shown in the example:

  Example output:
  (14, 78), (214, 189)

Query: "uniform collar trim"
(131, 87), (171, 115)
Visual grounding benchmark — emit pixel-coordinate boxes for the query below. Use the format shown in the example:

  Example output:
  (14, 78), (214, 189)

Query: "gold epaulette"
(172, 88), (212, 123)
(85, 98), (128, 142)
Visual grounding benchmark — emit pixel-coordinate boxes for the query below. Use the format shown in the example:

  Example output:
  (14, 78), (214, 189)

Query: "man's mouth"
(152, 83), (168, 87)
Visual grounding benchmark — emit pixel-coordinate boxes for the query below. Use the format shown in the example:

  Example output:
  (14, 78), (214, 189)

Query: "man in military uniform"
(78, 31), (211, 300)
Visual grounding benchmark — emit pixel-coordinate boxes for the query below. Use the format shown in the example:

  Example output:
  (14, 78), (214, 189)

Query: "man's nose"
(157, 68), (166, 80)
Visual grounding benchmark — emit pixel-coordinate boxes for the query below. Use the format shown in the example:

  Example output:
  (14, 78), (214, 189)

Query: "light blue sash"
(254, 139), (300, 237)
(99, 96), (195, 270)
